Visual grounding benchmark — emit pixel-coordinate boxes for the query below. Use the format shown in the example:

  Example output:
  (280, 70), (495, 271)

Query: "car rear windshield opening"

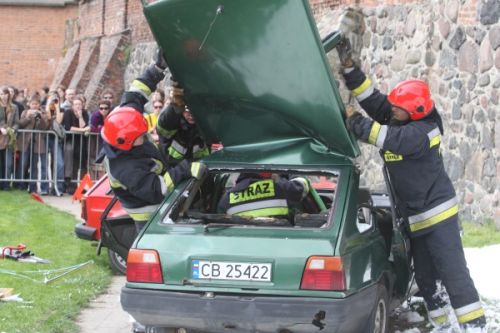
(162, 170), (338, 229)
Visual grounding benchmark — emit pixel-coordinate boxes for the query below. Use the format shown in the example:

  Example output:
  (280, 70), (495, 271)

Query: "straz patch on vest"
(229, 180), (275, 204)
(384, 151), (403, 162)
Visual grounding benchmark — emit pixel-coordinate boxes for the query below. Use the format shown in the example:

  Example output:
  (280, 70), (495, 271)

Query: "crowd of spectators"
(0, 84), (140, 196)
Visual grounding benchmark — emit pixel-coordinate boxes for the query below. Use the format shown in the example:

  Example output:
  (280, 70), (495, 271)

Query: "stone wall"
(123, 0), (498, 223)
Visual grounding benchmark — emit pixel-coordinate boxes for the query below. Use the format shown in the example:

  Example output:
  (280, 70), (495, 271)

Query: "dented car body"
(119, 0), (413, 332)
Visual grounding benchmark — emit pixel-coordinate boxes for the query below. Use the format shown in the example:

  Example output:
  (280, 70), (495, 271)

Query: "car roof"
(144, 0), (360, 159)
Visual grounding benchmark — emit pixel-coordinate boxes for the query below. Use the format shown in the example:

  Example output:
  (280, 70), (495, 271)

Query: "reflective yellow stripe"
(151, 158), (164, 175)
(429, 135), (441, 148)
(351, 78), (372, 97)
(193, 147), (210, 159)
(163, 172), (174, 192)
(235, 207), (289, 217)
(130, 80), (151, 96)
(409, 205), (459, 232)
(457, 308), (485, 324)
(128, 212), (152, 222)
(156, 126), (177, 139)
(383, 151), (403, 162)
(432, 314), (448, 325)
(168, 145), (184, 159)
(191, 162), (200, 178)
(229, 180), (275, 204)
(368, 121), (381, 145)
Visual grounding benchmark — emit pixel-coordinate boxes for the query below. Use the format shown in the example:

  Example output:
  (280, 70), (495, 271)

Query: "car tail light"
(80, 198), (87, 221)
(300, 256), (345, 291)
(127, 249), (163, 283)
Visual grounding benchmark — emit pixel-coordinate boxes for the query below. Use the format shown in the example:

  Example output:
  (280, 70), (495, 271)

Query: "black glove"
(335, 36), (353, 68)
(155, 47), (168, 70)
(345, 112), (369, 142)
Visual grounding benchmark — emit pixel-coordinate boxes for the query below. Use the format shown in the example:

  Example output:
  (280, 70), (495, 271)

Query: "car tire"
(107, 249), (127, 275)
(363, 284), (389, 333)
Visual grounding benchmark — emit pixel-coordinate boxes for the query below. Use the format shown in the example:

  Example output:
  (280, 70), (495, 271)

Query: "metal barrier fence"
(0, 129), (103, 195)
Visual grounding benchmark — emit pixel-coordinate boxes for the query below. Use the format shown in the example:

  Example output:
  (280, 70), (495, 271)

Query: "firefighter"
(101, 51), (206, 233)
(217, 173), (311, 218)
(156, 82), (210, 167)
(337, 47), (486, 331)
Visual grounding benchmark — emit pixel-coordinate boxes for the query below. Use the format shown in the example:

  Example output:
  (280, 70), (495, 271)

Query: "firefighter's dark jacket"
(104, 142), (189, 209)
(217, 174), (308, 217)
(156, 104), (210, 165)
(343, 67), (457, 237)
(103, 64), (190, 222)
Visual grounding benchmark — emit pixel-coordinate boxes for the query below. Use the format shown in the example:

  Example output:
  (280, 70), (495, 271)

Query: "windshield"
(160, 169), (339, 229)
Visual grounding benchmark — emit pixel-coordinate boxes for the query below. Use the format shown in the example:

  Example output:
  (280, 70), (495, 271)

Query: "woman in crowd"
(17, 94), (51, 194)
(62, 94), (89, 193)
(0, 86), (19, 190)
(46, 91), (65, 195)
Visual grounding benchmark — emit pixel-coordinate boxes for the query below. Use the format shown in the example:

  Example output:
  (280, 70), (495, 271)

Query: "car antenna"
(199, 5), (224, 50)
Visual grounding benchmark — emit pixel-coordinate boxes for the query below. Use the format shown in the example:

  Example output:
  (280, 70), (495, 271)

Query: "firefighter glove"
(336, 36), (354, 68)
(190, 162), (207, 180)
(155, 47), (168, 70)
(345, 112), (369, 142)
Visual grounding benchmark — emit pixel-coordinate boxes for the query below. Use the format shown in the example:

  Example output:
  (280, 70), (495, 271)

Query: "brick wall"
(0, 4), (77, 92)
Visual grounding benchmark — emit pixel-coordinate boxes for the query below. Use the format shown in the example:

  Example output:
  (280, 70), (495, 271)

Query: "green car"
(119, 1), (413, 332)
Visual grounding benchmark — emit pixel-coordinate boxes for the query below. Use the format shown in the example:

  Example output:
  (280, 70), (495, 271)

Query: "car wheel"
(107, 249), (127, 275)
(363, 284), (389, 333)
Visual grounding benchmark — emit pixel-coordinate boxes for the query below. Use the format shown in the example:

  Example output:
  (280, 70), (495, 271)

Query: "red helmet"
(101, 107), (148, 151)
(387, 80), (434, 120)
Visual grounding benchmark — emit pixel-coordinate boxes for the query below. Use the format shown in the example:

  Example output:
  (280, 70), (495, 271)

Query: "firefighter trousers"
(410, 217), (485, 327)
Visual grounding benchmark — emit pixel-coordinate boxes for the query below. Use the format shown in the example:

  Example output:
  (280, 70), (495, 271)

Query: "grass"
(461, 219), (500, 248)
(0, 191), (112, 333)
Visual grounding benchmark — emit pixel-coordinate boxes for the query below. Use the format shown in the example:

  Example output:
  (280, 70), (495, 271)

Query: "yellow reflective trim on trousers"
(351, 78), (372, 97)
(409, 205), (459, 232)
(130, 80), (152, 96)
(429, 135), (441, 148)
(235, 207), (289, 217)
(457, 308), (485, 324)
(168, 145), (184, 159)
(129, 212), (152, 222)
(432, 314), (448, 325)
(229, 180), (275, 204)
(368, 122), (381, 145)
(163, 172), (174, 192)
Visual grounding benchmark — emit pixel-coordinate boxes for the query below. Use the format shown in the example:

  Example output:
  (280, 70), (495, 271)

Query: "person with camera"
(16, 94), (51, 194)
(62, 94), (90, 194)
(46, 92), (65, 195)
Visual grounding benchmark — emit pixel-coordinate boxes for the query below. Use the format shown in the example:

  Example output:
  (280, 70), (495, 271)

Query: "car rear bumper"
(74, 223), (97, 241)
(121, 285), (378, 333)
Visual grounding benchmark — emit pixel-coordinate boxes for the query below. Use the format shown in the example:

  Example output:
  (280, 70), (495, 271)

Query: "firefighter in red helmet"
(101, 51), (206, 233)
(337, 51), (486, 331)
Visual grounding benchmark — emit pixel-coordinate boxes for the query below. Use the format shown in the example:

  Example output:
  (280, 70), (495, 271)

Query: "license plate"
(192, 260), (272, 281)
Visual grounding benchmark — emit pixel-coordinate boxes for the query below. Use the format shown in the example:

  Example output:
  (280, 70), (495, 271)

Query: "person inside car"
(337, 42), (486, 332)
(217, 172), (312, 219)
(100, 50), (206, 233)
